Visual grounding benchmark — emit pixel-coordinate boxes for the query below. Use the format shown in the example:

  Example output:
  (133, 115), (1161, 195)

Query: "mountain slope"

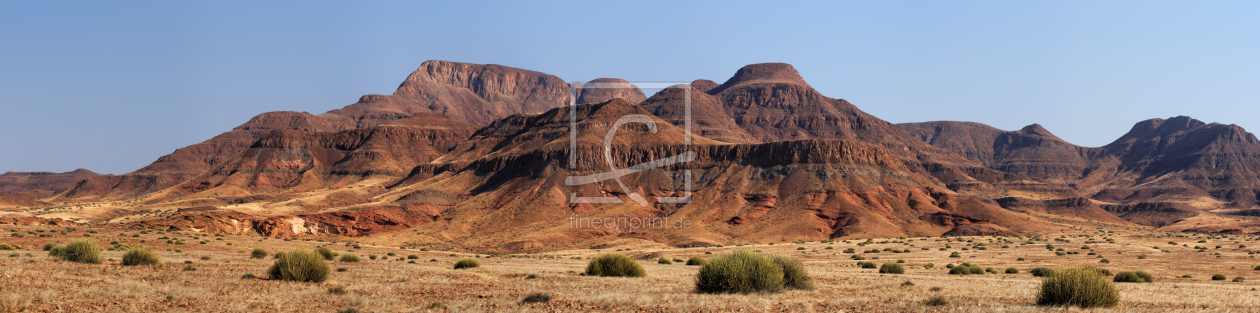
(0, 169), (99, 195)
(641, 63), (1015, 196)
(56, 61), (570, 201)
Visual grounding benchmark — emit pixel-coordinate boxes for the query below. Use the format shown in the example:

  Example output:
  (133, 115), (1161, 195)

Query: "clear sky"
(2, 1), (1258, 174)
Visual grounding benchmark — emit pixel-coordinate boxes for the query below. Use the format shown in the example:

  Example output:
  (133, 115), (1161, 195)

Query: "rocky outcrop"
(121, 206), (439, 238)
(0, 169), (99, 195)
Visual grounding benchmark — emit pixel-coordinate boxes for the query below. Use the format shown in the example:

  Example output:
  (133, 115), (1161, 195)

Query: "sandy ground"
(1, 224), (1258, 312)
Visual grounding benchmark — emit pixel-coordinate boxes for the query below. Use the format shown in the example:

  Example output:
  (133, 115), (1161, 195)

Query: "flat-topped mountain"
(55, 61), (571, 201)
(0, 169), (99, 195)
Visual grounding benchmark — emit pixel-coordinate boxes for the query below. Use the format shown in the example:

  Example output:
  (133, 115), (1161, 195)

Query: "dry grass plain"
(2, 223), (1259, 312)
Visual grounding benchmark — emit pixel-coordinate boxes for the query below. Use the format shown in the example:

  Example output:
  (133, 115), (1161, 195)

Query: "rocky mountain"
(0, 169), (99, 195)
(640, 63), (1015, 196)
(56, 61), (571, 201)
(368, 99), (1047, 251)
(900, 116), (1260, 227)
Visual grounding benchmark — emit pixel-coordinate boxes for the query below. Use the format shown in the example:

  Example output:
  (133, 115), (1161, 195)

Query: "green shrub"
(1006, 267), (1019, 274)
(949, 264), (983, 275)
(1036, 266), (1120, 308)
(407, 254), (420, 260)
(340, 253), (361, 262)
(1113, 271), (1149, 283)
(685, 257), (707, 266)
(879, 263), (905, 274)
(774, 255), (812, 290)
(268, 249), (331, 283)
(858, 261), (877, 268)
(1031, 267), (1054, 277)
(43, 243), (57, 251)
(695, 249), (782, 293)
(949, 252), (961, 258)
(251, 248), (268, 259)
(658, 257), (672, 265)
(121, 245), (161, 266)
(57, 239), (102, 264)
(1212, 274), (1226, 281)
(454, 258), (481, 270)
(315, 246), (336, 260)
(586, 253), (644, 277)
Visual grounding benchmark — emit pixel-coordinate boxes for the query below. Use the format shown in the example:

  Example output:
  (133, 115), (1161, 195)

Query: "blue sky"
(2, 1), (1258, 174)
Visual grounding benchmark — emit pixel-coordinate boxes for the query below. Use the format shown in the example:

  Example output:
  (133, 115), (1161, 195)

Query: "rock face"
(901, 116), (1260, 225)
(899, 122), (1091, 184)
(56, 61), (570, 201)
(641, 63), (1011, 196)
(573, 78), (647, 104)
(120, 206), (437, 238)
(0, 169), (99, 195)
(380, 99), (1051, 252)
(165, 113), (475, 197)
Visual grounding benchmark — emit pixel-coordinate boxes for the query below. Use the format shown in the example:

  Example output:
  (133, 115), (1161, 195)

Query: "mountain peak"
(574, 78), (646, 104)
(1017, 123), (1060, 139)
(711, 63), (810, 94)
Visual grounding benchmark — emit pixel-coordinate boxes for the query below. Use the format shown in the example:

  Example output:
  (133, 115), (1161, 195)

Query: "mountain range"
(3, 60), (1258, 251)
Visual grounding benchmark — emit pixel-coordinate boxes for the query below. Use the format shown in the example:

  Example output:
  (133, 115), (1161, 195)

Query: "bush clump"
(949, 263), (984, 275)
(585, 253), (644, 277)
(315, 246), (337, 260)
(1212, 274), (1226, 281)
(1114, 271), (1152, 283)
(1031, 267), (1054, 277)
(340, 253), (361, 262)
(858, 261), (878, 268)
(1006, 267), (1019, 274)
(251, 248), (268, 259)
(121, 245), (161, 266)
(686, 257), (707, 266)
(268, 249), (331, 283)
(1036, 266), (1120, 308)
(879, 262), (905, 274)
(454, 258), (481, 270)
(696, 250), (809, 293)
(57, 239), (102, 264)
(658, 257), (672, 265)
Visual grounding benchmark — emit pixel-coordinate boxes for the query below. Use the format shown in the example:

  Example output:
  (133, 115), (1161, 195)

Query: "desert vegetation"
(1036, 266), (1120, 308)
(268, 249), (330, 283)
(585, 253), (643, 277)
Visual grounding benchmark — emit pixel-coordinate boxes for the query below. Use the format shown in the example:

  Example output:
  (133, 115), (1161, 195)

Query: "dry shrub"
(250, 248), (268, 259)
(686, 257), (707, 266)
(58, 239), (102, 264)
(454, 258), (480, 270)
(586, 253), (644, 277)
(268, 249), (330, 283)
(695, 249), (782, 293)
(1036, 266), (1120, 308)
(340, 253), (361, 262)
(121, 245), (161, 266)
(879, 262), (905, 274)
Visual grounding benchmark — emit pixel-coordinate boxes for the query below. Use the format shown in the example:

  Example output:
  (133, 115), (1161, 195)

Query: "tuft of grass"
(586, 253), (644, 277)
(267, 249), (331, 283)
(250, 248), (268, 259)
(407, 254), (419, 260)
(1006, 267), (1019, 274)
(858, 262), (878, 269)
(57, 239), (102, 264)
(1114, 271), (1152, 283)
(521, 293), (551, 304)
(658, 257), (672, 265)
(1212, 274), (1226, 281)
(339, 253), (361, 262)
(879, 262), (905, 274)
(1031, 267), (1054, 277)
(241, 274), (256, 279)
(695, 249), (783, 293)
(121, 245), (161, 266)
(948, 264), (983, 275)
(315, 246), (337, 260)
(925, 296), (949, 306)
(454, 258), (481, 270)
(1036, 266), (1120, 308)
(774, 255), (812, 290)
(686, 257), (707, 266)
